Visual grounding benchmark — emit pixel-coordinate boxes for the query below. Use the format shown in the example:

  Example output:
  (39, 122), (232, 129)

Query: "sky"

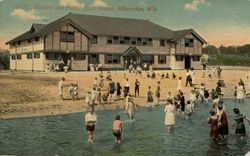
(0, 0), (250, 50)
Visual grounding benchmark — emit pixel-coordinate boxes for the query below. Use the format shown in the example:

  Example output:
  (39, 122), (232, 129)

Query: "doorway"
(124, 53), (141, 70)
(184, 55), (191, 69)
(61, 53), (71, 65)
(89, 54), (99, 64)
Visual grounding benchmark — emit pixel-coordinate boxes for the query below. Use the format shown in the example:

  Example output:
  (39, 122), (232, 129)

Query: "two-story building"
(6, 13), (207, 71)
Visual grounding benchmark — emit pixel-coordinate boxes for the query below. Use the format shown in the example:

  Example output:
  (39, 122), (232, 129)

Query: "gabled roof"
(68, 13), (174, 39)
(172, 29), (207, 44)
(30, 24), (46, 32)
(6, 13), (206, 45)
(123, 46), (142, 56)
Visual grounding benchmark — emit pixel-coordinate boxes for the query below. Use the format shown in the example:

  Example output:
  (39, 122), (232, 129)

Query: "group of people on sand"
(58, 66), (250, 144)
(58, 77), (79, 100)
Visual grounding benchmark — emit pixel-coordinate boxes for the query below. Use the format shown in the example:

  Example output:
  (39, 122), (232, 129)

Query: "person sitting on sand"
(85, 107), (97, 144)
(166, 73), (169, 79)
(172, 73), (176, 79)
(113, 115), (123, 144)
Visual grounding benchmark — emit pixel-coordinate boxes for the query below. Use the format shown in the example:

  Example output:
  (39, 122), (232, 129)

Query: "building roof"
(6, 13), (206, 44)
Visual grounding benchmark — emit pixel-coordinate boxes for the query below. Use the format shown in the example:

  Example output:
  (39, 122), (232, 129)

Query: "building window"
(131, 37), (136, 45)
(107, 36), (113, 44)
(160, 39), (165, 46)
(119, 36), (125, 44)
(18, 41), (21, 45)
(11, 55), (16, 60)
(74, 53), (85, 60)
(28, 39), (32, 43)
(60, 32), (74, 42)
(142, 38), (148, 45)
(17, 54), (22, 60)
(192, 55), (200, 62)
(35, 37), (40, 42)
(124, 37), (131, 44)
(158, 55), (166, 64)
(105, 54), (120, 64)
(137, 38), (142, 45)
(175, 55), (184, 61)
(27, 53), (32, 59)
(185, 38), (194, 47)
(90, 35), (97, 44)
(142, 55), (154, 64)
(113, 36), (119, 44)
(148, 38), (152, 46)
(34, 53), (40, 59)
(11, 43), (16, 46)
(46, 53), (61, 60)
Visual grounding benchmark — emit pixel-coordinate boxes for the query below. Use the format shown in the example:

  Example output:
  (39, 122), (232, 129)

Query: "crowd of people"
(57, 66), (250, 144)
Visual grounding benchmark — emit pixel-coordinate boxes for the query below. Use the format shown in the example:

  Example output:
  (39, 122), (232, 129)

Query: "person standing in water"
(180, 92), (185, 115)
(217, 105), (229, 140)
(232, 108), (250, 138)
(147, 86), (154, 107)
(125, 98), (137, 120)
(164, 99), (175, 132)
(236, 82), (244, 104)
(186, 100), (193, 119)
(207, 110), (219, 142)
(85, 107), (97, 144)
(112, 115), (123, 144)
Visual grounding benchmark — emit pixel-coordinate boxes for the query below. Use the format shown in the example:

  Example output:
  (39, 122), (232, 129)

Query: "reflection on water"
(0, 99), (250, 156)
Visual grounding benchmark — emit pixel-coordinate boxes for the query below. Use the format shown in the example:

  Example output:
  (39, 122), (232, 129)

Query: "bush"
(0, 55), (10, 70)
(208, 54), (250, 66)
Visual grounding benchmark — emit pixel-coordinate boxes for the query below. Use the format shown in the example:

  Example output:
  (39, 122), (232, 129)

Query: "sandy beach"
(0, 67), (249, 119)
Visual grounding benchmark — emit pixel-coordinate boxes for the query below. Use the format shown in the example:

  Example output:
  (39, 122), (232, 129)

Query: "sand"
(0, 67), (249, 119)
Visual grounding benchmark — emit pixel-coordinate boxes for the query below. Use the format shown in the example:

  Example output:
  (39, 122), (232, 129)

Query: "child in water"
(113, 115), (123, 143)
(186, 100), (193, 119)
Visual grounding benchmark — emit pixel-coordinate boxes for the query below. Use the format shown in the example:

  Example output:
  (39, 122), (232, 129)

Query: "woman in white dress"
(177, 77), (182, 91)
(236, 82), (244, 104)
(164, 99), (175, 132)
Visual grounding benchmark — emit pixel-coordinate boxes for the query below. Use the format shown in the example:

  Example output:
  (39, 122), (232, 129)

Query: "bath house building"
(6, 13), (207, 71)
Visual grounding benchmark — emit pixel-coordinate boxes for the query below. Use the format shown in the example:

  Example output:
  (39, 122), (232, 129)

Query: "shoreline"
(0, 96), (243, 120)
(0, 69), (249, 120)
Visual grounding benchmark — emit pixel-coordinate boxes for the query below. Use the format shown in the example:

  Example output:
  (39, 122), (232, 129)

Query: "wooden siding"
(44, 23), (88, 52)
(175, 33), (202, 55)
(89, 36), (170, 55)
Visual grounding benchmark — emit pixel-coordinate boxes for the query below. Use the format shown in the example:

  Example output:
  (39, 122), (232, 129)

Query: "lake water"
(0, 99), (250, 156)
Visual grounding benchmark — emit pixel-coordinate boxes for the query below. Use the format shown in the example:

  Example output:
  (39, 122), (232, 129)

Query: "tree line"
(202, 44), (250, 66)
